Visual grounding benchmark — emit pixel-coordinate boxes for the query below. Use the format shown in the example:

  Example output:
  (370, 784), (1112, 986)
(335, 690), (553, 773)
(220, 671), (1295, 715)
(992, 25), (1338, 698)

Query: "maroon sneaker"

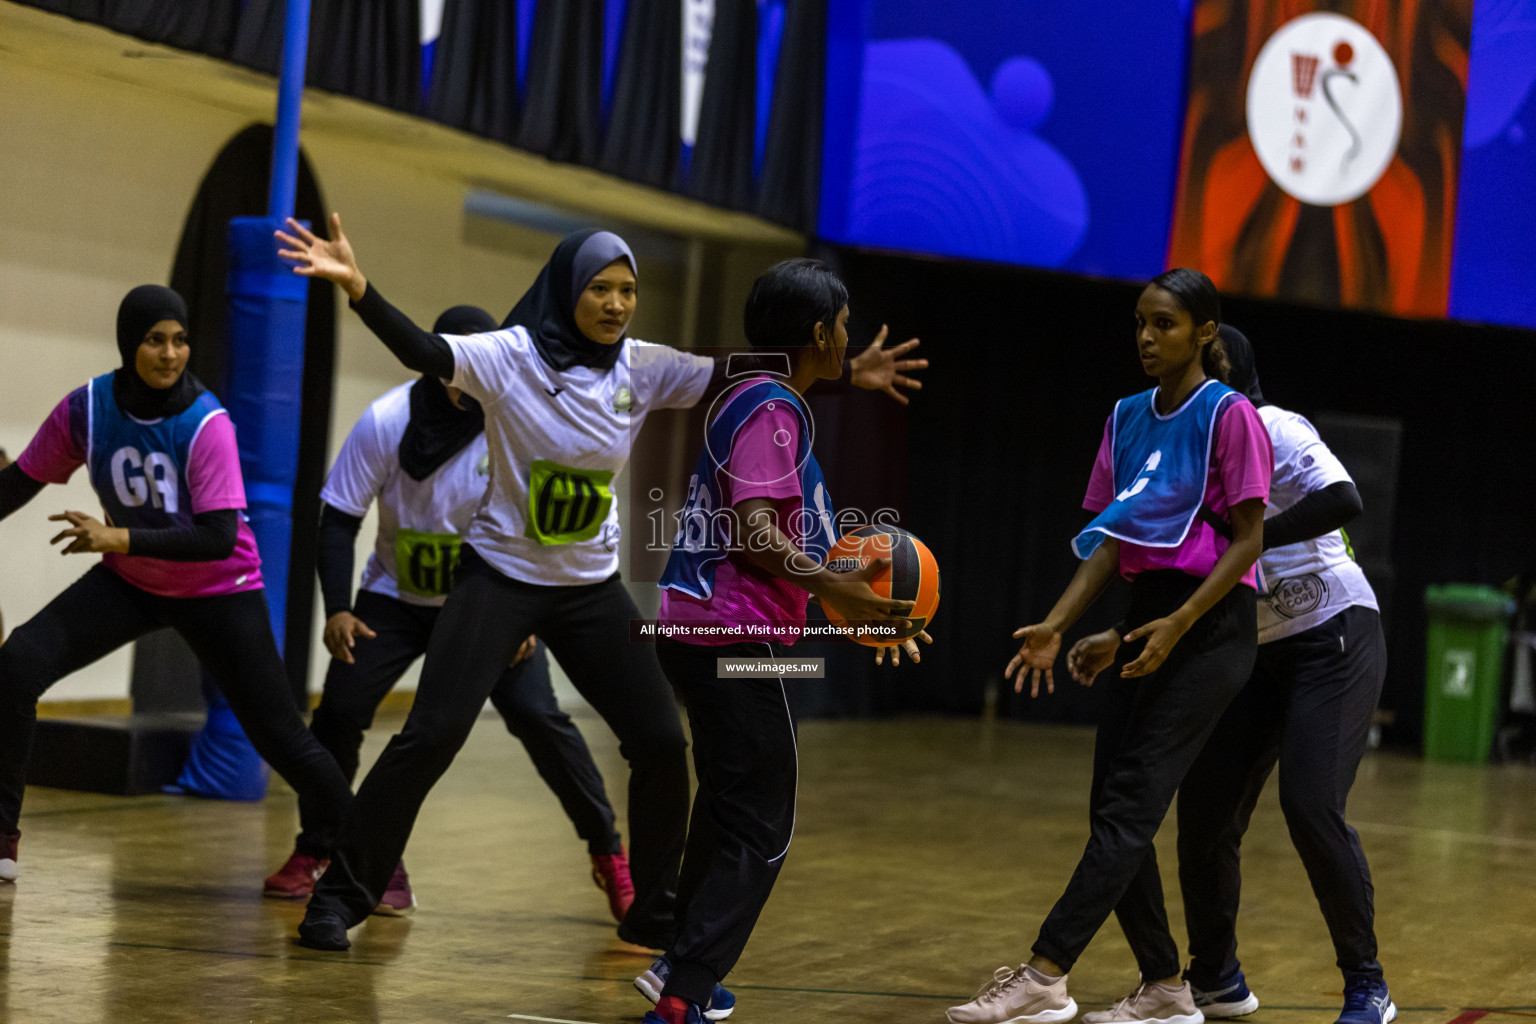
(590, 847), (635, 922)
(1, 830), (18, 883)
(262, 851), (328, 899)
(372, 860), (416, 916)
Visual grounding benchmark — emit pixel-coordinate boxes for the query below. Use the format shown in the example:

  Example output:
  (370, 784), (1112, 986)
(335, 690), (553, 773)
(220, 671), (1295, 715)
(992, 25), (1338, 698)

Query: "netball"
(822, 525), (940, 645)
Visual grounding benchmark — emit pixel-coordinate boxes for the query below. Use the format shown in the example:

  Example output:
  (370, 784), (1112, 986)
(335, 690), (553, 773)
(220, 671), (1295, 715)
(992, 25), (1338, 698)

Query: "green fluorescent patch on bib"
(395, 529), (462, 597)
(526, 460), (615, 546)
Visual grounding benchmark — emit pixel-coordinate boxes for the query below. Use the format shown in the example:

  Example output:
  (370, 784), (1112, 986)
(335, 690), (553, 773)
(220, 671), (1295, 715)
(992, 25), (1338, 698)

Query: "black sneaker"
(297, 910), (351, 951)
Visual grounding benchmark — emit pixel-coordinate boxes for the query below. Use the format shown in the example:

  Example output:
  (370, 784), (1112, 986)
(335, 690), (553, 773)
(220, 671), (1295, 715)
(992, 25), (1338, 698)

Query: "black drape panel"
(168, 123), (337, 707)
(825, 247), (1536, 744)
(13, 0), (105, 20)
(756, 0), (823, 231)
(20, 0), (829, 231)
(689, 0), (756, 209)
(427, 0), (521, 143)
(20, 0), (239, 52)
(601, 0), (682, 190)
(518, 0), (604, 164)
(232, 0), (420, 113)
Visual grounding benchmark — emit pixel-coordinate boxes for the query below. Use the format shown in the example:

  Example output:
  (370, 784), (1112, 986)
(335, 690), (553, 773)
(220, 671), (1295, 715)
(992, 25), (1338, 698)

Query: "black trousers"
(0, 564), (351, 844)
(1033, 571), (1257, 980)
(307, 547), (689, 939)
(1178, 605), (1386, 987)
(296, 589), (621, 858)
(656, 640), (798, 1006)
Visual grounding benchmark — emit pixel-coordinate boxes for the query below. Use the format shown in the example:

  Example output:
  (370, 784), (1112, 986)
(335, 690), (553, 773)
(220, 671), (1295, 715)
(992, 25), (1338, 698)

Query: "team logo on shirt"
(1269, 573), (1329, 617)
(612, 386), (634, 414)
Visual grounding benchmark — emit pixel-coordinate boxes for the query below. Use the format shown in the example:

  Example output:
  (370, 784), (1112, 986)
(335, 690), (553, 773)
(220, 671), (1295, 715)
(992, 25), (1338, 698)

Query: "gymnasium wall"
(813, 247), (1536, 747)
(0, 45), (778, 702)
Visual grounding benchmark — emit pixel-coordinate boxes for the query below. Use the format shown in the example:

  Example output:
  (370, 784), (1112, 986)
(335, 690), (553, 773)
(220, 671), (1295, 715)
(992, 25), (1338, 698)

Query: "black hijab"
(397, 306), (493, 481)
(1218, 324), (1267, 408)
(113, 284), (206, 420)
(501, 229), (637, 373)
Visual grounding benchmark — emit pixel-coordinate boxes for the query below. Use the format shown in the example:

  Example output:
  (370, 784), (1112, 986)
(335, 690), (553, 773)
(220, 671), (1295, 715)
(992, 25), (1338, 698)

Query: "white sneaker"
(947, 965), (1079, 1024)
(0, 830), (18, 883)
(1081, 982), (1204, 1024)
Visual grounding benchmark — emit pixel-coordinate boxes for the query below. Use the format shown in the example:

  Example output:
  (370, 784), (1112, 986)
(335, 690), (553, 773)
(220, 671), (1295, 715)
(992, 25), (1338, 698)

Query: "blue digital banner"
(1450, 0), (1536, 330)
(820, 0), (1192, 281)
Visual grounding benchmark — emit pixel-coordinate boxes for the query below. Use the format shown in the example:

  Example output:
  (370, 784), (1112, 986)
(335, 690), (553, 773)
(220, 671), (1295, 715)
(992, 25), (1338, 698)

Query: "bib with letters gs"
(1072, 378), (1240, 560)
(660, 379), (837, 599)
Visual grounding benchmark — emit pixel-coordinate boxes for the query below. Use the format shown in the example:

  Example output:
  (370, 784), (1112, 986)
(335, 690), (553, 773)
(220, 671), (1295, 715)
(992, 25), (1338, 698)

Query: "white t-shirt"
(446, 328), (714, 585)
(320, 382), (491, 607)
(1256, 404), (1379, 643)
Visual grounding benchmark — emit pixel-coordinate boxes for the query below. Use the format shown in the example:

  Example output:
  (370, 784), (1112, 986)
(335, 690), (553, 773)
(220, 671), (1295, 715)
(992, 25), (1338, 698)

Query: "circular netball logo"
(1246, 12), (1402, 207)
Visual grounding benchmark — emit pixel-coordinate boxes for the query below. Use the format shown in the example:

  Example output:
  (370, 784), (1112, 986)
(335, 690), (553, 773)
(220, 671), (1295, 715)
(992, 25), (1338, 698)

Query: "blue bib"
(1072, 379), (1241, 560)
(86, 371), (228, 532)
(660, 380), (837, 599)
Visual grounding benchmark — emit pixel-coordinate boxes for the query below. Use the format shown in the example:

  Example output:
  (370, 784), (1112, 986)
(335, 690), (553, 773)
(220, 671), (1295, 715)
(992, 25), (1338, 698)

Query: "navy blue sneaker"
(1189, 969), (1260, 1018)
(1336, 977), (1396, 1024)
(635, 956), (737, 1020)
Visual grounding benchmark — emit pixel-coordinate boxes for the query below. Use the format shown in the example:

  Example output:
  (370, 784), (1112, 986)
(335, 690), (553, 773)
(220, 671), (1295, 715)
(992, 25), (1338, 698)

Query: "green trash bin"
(1423, 584), (1516, 763)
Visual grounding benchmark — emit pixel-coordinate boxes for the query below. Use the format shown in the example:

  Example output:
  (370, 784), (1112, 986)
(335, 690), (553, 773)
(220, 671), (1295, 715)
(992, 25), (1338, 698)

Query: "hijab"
(1218, 323), (1267, 408)
(113, 284), (206, 420)
(501, 229), (636, 373)
(397, 306), (493, 481)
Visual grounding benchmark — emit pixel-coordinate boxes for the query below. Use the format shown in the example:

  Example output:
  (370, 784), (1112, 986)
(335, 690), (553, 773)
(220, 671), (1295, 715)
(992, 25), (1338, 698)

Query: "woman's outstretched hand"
(1005, 624), (1062, 697)
(48, 511), (128, 555)
(849, 325), (926, 405)
(276, 213), (367, 302)
(873, 629), (933, 667)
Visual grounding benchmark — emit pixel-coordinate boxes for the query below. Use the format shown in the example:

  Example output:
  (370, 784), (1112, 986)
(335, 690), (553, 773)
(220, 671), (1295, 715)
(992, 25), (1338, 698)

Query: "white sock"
(1024, 966), (1062, 985)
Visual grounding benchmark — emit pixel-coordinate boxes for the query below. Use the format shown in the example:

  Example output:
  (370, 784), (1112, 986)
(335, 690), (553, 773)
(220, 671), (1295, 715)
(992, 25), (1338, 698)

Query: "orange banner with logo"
(1167, 0), (1473, 317)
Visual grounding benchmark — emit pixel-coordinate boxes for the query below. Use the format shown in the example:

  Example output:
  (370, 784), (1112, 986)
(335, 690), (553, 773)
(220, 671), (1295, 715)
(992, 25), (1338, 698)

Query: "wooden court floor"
(2, 710), (1532, 1023)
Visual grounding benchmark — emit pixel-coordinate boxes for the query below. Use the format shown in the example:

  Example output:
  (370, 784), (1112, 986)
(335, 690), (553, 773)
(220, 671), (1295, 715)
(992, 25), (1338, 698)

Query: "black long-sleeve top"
(1261, 480), (1362, 550)
(0, 461), (238, 561)
(350, 282), (855, 403)
(316, 503), (365, 617)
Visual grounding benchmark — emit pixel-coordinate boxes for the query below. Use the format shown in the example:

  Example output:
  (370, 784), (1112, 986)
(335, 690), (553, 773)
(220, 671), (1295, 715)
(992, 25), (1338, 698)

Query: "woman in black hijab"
(266, 304), (635, 927)
(0, 284), (353, 888)
(274, 215), (925, 954)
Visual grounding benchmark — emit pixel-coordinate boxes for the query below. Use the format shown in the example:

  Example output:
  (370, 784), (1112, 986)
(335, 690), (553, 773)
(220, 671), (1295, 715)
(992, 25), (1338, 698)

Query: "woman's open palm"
(276, 213), (364, 297)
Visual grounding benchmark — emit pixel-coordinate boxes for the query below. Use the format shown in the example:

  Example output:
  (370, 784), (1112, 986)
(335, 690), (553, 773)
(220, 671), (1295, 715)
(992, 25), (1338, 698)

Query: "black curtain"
(518, 0), (605, 164)
(19, 0), (829, 232)
(169, 123), (337, 707)
(600, 0), (682, 190)
(689, 0), (756, 209)
(821, 247), (1536, 743)
(17, 0), (241, 53)
(427, 0), (521, 143)
(756, 0), (824, 230)
(231, 0), (420, 113)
